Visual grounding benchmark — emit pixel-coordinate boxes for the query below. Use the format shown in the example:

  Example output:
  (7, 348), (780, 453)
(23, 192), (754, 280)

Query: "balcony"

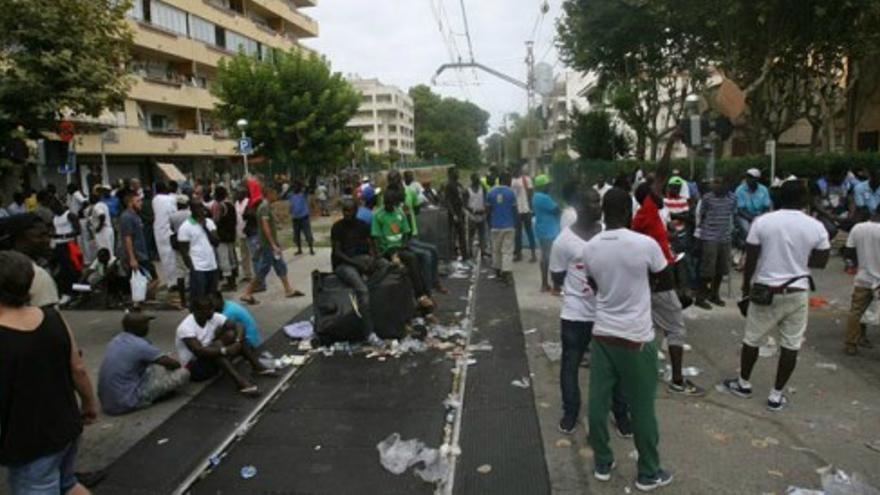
(76, 127), (237, 157)
(129, 75), (219, 110)
(248, 0), (318, 38)
(287, 0), (316, 7)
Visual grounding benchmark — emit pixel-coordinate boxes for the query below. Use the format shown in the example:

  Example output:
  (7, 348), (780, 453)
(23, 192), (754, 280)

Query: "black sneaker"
(668, 379), (707, 397)
(859, 336), (874, 349)
(635, 469), (674, 492)
(558, 416), (577, 435)
(694, 299), (713, 310)
(721, 378), (752, 398)
(594, 461), (616, 482)
(767, 394), (788, 412)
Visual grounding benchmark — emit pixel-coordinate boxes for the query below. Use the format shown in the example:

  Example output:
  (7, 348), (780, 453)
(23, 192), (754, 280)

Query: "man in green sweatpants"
(581, 188), (673, 492)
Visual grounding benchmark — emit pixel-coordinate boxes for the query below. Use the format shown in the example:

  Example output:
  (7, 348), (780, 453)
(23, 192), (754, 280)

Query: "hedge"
(550, 152), (880, 188)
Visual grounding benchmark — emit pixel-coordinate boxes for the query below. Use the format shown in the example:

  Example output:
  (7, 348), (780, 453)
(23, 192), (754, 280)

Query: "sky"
(303, 0), (566, 135)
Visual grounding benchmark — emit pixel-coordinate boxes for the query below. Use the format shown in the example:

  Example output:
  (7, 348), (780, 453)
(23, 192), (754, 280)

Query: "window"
(127, 0), (144, 20)
(150, 113), (168, 130)
(226, 31), (258, 56)
(151, 0), (187, 36)
(189, 15), (215, 45)
(215, 26), (226, 48)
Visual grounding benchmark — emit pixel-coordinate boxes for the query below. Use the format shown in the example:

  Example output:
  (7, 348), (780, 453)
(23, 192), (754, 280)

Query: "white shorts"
(744, 291), (809, 351)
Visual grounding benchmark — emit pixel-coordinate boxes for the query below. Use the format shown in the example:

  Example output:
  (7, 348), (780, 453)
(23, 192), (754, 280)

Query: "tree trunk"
(635, 134), (647, 161)
(809, 123), (820, 155)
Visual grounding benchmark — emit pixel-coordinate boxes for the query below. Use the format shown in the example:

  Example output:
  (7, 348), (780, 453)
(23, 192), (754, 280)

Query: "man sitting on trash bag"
(371, 187), (436, 313)
(98, 312), (190, 415)
(174, 295), (275, 397)
(332, 196), (392, 347)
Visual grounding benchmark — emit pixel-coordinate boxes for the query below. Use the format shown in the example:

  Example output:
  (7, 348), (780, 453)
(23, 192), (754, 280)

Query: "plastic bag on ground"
(130, 268), (149, 303)
(376, 433), (449, 483)
(821, 468), (880, 495)
(541, 341), (562, 362)
(283, 321), (314, 339)
(377, 433), (425, 475)
(862, 301), (880, 326)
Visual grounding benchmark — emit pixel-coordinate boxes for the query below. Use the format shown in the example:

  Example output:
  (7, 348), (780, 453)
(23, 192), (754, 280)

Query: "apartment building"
(346, 78), (416, 159)
(73, 0), (318, 184)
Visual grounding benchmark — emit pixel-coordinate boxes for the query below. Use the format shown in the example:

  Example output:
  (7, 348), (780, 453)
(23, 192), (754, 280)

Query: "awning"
(156, 162), (187, 183)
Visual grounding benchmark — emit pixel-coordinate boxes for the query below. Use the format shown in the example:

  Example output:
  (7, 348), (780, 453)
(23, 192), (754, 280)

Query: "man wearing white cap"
(735, 168), (772, 238)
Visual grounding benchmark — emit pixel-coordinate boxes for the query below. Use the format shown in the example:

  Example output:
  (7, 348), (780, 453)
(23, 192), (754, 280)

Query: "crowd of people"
(1, 154), (878, 493)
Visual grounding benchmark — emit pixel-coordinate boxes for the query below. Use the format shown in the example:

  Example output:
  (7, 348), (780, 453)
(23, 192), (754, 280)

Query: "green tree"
(0, 0), (133, 170)
(570, 111), (630, 161)
(409, 84), (489, 168)
(501, 111), (542, 168)
(213, 50), (360, 176)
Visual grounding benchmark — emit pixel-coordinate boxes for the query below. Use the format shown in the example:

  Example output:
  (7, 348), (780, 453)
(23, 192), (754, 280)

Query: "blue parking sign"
(239, 137), (253, 155)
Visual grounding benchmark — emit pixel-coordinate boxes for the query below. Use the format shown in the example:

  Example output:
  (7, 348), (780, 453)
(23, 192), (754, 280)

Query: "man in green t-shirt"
(371, 186), (434, 310)
(240, 186), (304, 305)
(386, 170), (444, 293)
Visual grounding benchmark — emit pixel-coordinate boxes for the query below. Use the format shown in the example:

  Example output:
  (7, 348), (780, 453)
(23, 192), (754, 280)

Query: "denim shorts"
(6, 440), (79, 495)
(249, 236), (287, 280)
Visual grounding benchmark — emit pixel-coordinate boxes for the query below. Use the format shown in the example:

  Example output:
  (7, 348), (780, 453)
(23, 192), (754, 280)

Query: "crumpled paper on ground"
(376, 433), (449, 483)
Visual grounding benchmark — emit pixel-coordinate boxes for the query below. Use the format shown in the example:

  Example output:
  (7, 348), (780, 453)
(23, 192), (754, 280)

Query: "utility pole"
(525, 41), (537, 176)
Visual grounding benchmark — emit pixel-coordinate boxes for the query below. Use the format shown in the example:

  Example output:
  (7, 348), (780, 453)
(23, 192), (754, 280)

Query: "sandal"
(285, 290), (306, 298)
(238, 385), (260, 397)
(240, 295), (260, 306)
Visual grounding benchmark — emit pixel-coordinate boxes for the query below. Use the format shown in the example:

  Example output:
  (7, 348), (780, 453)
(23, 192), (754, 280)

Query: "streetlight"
(237, 118), (249, 176)
(684, 94), (701, 180)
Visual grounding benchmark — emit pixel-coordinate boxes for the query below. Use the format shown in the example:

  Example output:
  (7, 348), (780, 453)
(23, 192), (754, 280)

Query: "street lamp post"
(684, 94), (701, 180)
(237, 118), (249, 177)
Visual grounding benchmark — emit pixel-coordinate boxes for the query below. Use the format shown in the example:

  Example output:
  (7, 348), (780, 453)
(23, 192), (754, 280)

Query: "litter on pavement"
(541, 341), (562, 362)
(376, 433), (449, 484)
(283, 321), (314, 339)
(815, 362), (839, 371)
(240, 465), (257, 479)
(511, 377), (531, 388)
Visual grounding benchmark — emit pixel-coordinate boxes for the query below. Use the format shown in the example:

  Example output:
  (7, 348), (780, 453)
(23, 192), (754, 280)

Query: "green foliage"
(499, 111), (542, 167)
(409, 84), (489, 168)
(0, 0), (133, 170)
(559, 152), (880, 186)
(213, 50), (360, 176)
(570, 111), (630, 160)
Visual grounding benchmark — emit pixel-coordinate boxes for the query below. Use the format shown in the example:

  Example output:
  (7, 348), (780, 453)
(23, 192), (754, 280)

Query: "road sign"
(58, 150), (76, 175)
(239, 137), (252, 155)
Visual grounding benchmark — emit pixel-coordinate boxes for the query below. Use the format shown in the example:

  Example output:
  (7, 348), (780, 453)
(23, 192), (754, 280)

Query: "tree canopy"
(570, 110), (630, 161)
(213, 50), (360, 176)
(557, 0), (880, 155)
(409, 85), (489, 168)
(0, 0), (133, 169)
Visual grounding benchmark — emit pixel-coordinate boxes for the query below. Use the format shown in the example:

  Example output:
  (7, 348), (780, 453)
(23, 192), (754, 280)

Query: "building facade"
(346, 78), (415, 159)
(72, 0), (318, 186)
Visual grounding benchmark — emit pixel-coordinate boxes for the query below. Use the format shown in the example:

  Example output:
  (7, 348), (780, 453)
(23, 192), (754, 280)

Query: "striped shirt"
(699, 192), (736, 242)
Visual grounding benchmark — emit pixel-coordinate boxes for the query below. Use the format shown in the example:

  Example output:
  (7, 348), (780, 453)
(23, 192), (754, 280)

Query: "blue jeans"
(6, 440), (79, 494)
(560, 319), (630, 424)
(249, 236), (287, 282)
(409, 239), (439, 289)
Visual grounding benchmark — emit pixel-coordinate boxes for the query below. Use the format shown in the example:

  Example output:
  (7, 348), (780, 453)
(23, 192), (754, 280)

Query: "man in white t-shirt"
(549, 188), (631, 437)
(511, 166), (537, 262)
(582, 188), (673, 491)
(843, 210), (880, 355)
(175, 295), (273, 396)
(723, 180), (830, 412)
(594, 174), (612, 199)
(177, 201), (220, 303)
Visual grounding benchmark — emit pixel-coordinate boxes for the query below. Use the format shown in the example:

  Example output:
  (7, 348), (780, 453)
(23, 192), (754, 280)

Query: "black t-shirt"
(330, 218), (371, 269)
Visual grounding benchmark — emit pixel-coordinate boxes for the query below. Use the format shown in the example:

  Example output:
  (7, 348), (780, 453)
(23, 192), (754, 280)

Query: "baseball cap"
(668, 176), (686, 186)
(122, 312), (155, 331)
(534, 174), (551, 187)
(746, 168), (761, 179)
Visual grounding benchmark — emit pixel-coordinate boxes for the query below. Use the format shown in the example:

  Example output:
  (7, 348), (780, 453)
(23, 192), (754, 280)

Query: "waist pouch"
(750, 275), (814, 306)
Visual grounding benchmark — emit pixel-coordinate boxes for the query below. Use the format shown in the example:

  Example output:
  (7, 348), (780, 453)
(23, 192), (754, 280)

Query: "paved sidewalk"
(515, 255), (880, 494)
